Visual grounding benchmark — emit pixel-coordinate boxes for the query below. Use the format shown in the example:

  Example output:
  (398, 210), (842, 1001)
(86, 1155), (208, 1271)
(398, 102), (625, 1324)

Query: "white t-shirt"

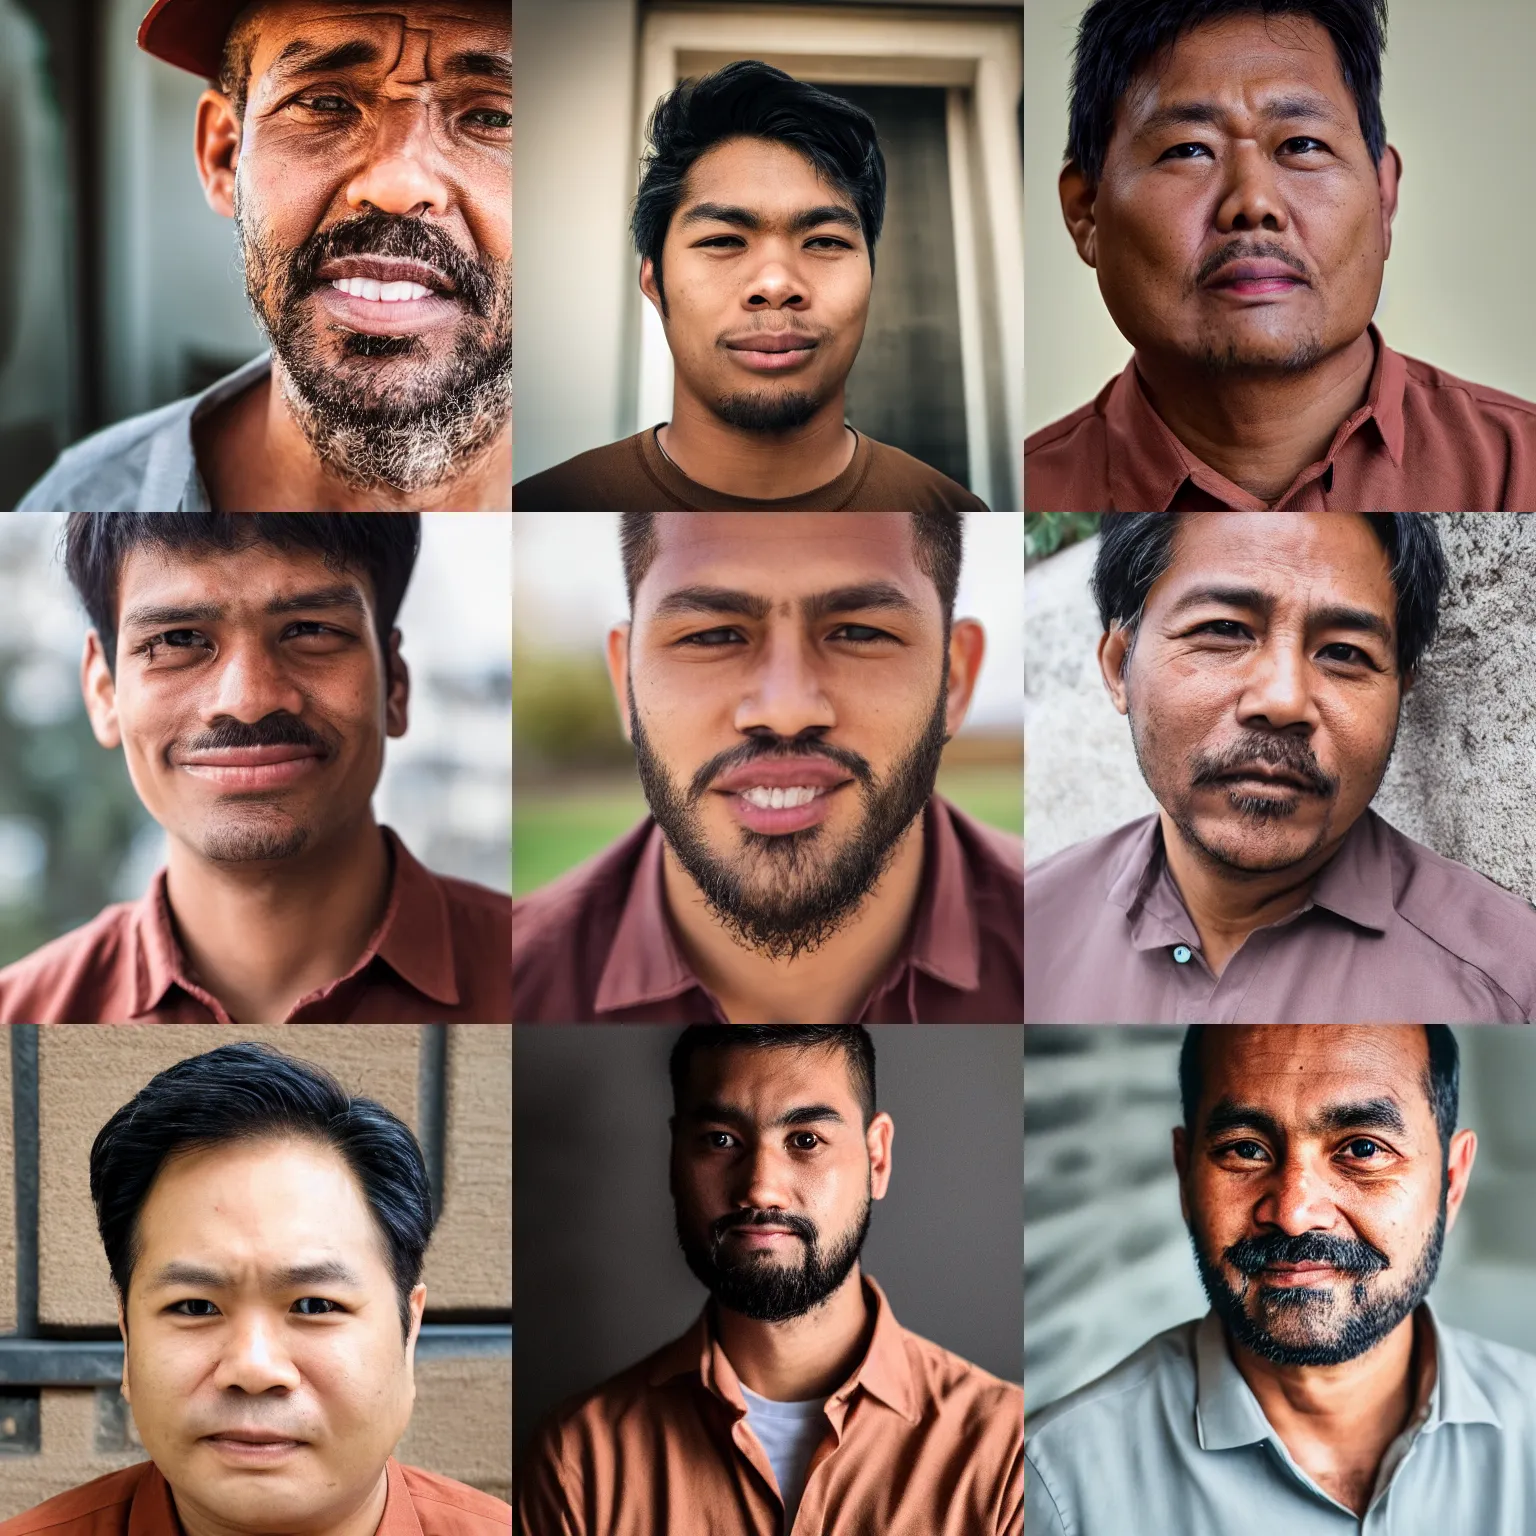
(741, 1384), (829, 1530)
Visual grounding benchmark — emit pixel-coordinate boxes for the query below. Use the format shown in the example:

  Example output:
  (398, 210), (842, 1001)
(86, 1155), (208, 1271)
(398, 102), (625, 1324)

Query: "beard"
(200, 805), (310, 863)
(1191, 1195), (1446, 1368)
(714, 388), (823, 433)
(677, 1194), (871, 1323)
(236, 189), (512, 497)
(630, 669), (950, 963)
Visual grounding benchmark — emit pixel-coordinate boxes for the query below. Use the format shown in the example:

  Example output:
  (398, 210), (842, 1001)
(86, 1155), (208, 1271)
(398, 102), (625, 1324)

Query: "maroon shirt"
(0, 828), (512, 1023)
(1025, 328), (1536, 511)
(513, 796), (1023, 1022)
(1025, 809), (1536, 1024)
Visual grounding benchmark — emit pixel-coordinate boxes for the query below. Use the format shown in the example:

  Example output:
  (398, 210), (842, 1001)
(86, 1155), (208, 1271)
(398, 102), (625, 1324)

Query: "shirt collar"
(140, 351), (272, 513)
(647, 1274), (923, 1426)
(1104, 326), (1405, 511)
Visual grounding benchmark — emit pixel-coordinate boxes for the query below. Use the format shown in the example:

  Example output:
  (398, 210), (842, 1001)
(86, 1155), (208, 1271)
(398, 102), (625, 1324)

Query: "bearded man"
(16, 0), (511, 511)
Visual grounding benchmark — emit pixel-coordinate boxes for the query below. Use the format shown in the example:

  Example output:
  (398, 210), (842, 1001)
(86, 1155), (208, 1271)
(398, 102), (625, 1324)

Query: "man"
(0, 1041), (509, 1535)
(1025, 512), (1536, 1023)
(1025, 1023), (1536, 1533)
(514, 61), (987, 511)
(512, 511), (1023, 1023)
(0, 513), (510, 1023)
(1026, 0), (1536, 511)
(15, 0), (511, 512)
(518, 1025), (1023, 1534)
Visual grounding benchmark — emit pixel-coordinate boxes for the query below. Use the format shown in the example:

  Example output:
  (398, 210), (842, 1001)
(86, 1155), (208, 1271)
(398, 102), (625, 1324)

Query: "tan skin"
(641, 138), (872, 500)
(1061, 15), (1402, 504)
(606, 513), (985, 1023)
(1173, 1025), (1475, 1517)
(81, 542), (409, 1023)
(119, 1137), (427, 1536)
(191, 0), (512, 510)
(1099, 513), (1406, 978)
(671, 1042), (894, 1403)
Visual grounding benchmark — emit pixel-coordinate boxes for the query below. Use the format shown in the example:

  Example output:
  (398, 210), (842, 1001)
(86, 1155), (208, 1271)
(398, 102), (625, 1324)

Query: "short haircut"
(1066, 0), (1390, 184)
(1090, 512), (1446, 680)
(1179, 1024), (1459, 1166)
(669, 1025), (877, 1128)
(217, 3), (261, 124)
(619, 511), (965, 632)
(89, 1042), (435, 1342)
(64, 512), (421, 676)
(631, 60), (887, 307)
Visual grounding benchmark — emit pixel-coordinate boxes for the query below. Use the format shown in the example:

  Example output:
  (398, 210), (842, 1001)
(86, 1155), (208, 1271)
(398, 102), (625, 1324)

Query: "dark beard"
(236, 196), (512, 496)
(714, 389), (823, 433)
(1191, 1197), (1446, 1367)
(676, 1197), (871, 1323)
(630, 669), (950, 964)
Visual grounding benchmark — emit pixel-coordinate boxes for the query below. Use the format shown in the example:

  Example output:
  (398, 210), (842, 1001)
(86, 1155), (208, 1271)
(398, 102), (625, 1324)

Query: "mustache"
(688, 735), (873, 803)
(1225, 1230), (1390, 1278)
(179, 713), (331, 756)
(1195, 238), (1311, 288)
(1190, 733), (1338, 797)
(709, 1208), (817, 1246)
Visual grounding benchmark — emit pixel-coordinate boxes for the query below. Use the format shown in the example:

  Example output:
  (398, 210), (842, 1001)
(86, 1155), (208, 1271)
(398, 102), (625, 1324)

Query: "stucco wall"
(1024, 515), (1536, 902)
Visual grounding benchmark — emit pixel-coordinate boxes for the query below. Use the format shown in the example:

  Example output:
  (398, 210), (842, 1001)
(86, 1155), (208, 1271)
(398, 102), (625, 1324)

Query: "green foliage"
(511, 644), (634, 772)
(1025, 513), (1102, 563)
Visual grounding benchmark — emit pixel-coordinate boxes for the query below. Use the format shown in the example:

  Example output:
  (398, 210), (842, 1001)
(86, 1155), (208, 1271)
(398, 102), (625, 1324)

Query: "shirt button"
(1172, 945), (1193, 964)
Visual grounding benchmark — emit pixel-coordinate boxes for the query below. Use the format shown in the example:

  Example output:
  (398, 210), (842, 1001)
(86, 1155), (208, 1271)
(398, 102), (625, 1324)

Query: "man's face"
(671, 1041), (892, 1322)
(1075, 14), (1395, 373)
(227, 1), (512, 490)
(1175, 1025), (1470, 1367)
(120, 1138), (424, 1533)
(611, 514), (967, 962)
(1105, 512), (1403, 874)
(85, 539), (408, 865)
(643, 137), (872, 433)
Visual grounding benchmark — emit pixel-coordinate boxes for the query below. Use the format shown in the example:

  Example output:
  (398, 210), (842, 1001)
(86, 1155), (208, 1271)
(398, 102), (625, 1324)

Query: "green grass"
(512, 765), (1021, 898)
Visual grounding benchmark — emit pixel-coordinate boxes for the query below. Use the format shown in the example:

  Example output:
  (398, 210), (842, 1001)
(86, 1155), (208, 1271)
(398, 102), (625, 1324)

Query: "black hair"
(217, 4), (261, 124)
(1090, 512), (1446, 680)
(63, 512), (421, 677)
(669, 1025), (877, 1127)
(89, 1042), (435, 1342)
(1066, 0), (1389, 183)
(1179, 1024), (1459, 1164)
(631, 60), (887, 311)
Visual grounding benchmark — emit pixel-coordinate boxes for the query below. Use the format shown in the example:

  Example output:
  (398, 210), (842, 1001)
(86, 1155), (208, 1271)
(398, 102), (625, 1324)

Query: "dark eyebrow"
(1164, 586), (1392, 647)
(1164, 584), (1272, 619)
(652, 582), (919, 626)
(264, 584), (368, 618)
(677, 203), (861, 236)
(271, 38), (384, 78)
(121, 601), (224, 631)
(653, 585), (771, 622)
(1201, 1096), (1410, 1143)
(1201, 1099), (1284, 1144)
(441, 48), (513, 87)
(120, 585), (366, 632)
(790, 205), (862, 235)
(145, 1258), (365, 1293)
(1137, 93), (1345, 139)
(689, 1099), (847, 1129)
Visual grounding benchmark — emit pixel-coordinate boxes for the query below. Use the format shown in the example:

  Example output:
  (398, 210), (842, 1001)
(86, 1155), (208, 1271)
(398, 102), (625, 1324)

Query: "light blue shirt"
(740, 1383), (828, 1530)
(1025, 1307), (1536, 1535)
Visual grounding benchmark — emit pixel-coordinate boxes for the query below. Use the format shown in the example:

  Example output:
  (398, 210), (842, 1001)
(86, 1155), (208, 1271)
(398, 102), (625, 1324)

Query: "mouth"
(723, 333), (819, 373)
(1203, 258), (1309, 299)
(177, 746), (325, 791)
(1257, 1261), (1341, 1287)
(314, 257), (464, 337)
(202, 1433), (305, 1462)
(1212, 763), (1317, 794)
(715, 779), (851, 835)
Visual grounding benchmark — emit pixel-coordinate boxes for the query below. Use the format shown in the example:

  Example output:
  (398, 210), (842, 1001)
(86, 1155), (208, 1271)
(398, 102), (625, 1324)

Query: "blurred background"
(1024, 1024), (1536, 1414)
(1025, 0), (1536, 435)
(514, 0), (1024, 510)
(512, 510), (1023, 898)
(0, 513), (511, 971)
(0, 0), (269, 510)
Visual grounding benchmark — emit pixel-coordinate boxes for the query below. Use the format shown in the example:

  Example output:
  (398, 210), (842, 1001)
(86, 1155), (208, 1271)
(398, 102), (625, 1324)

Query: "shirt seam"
(1023, 1447), (1074, 1536)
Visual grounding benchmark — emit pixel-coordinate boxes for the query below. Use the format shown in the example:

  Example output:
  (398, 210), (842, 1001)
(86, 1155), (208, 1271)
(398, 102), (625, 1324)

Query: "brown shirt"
(0, 828), (512, 1023)
(0, 1458), (510, 1535)
(516, 1276), (1023, 1536)
(1024, 328), (1536, 511)
(513, 426), (989, 510)
(512, 795), (1023, 1022)
(1024, 808), (1536, 1024)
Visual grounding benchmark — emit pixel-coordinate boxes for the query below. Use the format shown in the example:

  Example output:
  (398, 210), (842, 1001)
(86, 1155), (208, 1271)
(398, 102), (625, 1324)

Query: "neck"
(1134, 330), (1377, 505)
(164, 814), (392, 1023)
(661, 811), (926, 1023)
(1158, 809), (1350, 977)
(716, 1266), (874, 1402)
(170, 1463), (390, 1536)
(1228, 1310), (1424, 1519)
(657, 381), (855, 500)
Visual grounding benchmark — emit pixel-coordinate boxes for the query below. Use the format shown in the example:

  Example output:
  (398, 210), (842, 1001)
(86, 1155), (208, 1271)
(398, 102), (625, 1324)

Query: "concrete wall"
(1023, 515), (1536, 902)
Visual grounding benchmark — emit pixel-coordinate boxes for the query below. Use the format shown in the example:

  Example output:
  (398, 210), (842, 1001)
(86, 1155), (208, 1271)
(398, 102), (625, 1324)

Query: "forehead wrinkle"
(255, 7), (507, 90)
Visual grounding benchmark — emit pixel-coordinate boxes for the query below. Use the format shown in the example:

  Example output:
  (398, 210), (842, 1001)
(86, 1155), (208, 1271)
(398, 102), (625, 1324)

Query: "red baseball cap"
(138, 0), (253, 79)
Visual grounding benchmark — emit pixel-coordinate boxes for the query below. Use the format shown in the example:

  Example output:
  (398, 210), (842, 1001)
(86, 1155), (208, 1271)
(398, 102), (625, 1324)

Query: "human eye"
(292, 1297), (344, 1316)
(166, 1298), (221, 1318)
(1216, 1138), (1269, 1163)
(702, 1129), (737, 1150)
(1191, 619), (1249, 639)
(463, 107), (512, 130)
(831, 624), (896, 645)
(136, 629), (211, 664)
(1341, 1137), (1391, 1163)
(696, 235), (746, 249)
(1317, 641), (1378, 670)
(1280, 135), (1328, 155)
(788, 1131), (822, 1152)
(677, 627), (746, 647)
(293, 92), (356, 117)
(1158, 141), (1213, 162)
(805, 236), (854, 250)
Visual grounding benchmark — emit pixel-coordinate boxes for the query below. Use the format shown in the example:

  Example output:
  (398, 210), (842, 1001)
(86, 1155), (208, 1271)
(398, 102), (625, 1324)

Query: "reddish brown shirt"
(513, 427), (989, 510)
(512, 796), (1023, 1022)
(1025, 328), (1536, 511)
(0, 828), (511, 1023)
(0, 1458), (510, 1535)
(516, 1276), (1023, 1536)
(1024, 808), (1536, 1024)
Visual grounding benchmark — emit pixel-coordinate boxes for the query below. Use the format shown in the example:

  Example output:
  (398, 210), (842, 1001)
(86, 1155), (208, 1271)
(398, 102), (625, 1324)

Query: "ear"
(1097, 625), (1133, 715)
(1059, 161), (1100, 270)
(942, 619), (986, 740)
(605, 622), (633, 744)
(116, 1296), (132, 1402)
(1378, 143), (1403, 259)
(195, 88), (243, 219)
(866, 1111), (895, 1201)
(385, 630), (410, 738)
(403, 1282), (427, 1383)
(1442, 1128), (1477, 1235)
(639, 258), (664, 317)
(81, 631), (123, 749)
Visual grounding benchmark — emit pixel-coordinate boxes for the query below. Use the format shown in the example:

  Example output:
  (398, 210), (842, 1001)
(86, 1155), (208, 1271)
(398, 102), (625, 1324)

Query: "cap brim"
(138, 0), (250, 80)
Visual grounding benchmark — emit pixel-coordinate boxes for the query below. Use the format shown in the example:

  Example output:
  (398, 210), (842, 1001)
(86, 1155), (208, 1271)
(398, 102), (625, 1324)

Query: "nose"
(201, 636), (308, 726)
(1253, 1151), (1336, 1236)
(1214, 140), (1289, 235)
(744, 254), (808, 311)
(213, 1314), (302, 1395)
(733, 630), (836, 739)
(1235, 635), (1317, 735)
(734, 1139), (796, 1216)
(345, 100), (452, 220)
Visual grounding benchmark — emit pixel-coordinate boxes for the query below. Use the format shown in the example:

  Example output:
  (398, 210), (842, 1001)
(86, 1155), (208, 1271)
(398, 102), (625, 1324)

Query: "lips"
(1204, 258), (1308, 295)
(723, 331), (817, 354)
(176, 744), (325, 791)
(713, 758), (854, 794)
(316, 256), (457, 297)
(1216, 761), (1315, 791)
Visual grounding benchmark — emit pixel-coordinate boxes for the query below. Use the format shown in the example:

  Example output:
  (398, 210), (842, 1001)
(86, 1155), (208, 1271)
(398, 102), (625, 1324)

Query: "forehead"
(116, 540), (373, 614)
(681, 1042), (858, 1114)
(677, 137), (860, 222)
(245, 1), (509, 71)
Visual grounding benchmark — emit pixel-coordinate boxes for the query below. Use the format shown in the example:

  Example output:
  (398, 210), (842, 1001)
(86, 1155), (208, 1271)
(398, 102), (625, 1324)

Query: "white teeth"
(329, 278), (434, 302)
(740, 786), (822, 810)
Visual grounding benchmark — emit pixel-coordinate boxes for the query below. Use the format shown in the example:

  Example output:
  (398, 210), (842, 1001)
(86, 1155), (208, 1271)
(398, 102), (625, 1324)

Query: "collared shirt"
(1024, 808), (1536, 1024)
(516, 1276), (1023, 1536)
(1024, 328), (1536, 511)
(0, 1458), (509, 1535)
(0, 827), (511, 1023)
(1024, 1308), (1536, 1536)
(14, 354), (272, 512)
(512, 796), (1023, 1022)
